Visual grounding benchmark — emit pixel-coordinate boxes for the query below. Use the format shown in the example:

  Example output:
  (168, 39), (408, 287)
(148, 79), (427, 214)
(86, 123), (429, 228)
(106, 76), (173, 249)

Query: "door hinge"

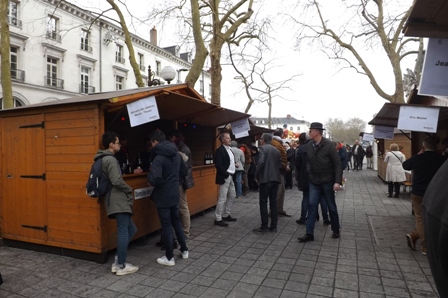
(21, 225), (48, 233)
(20, 173), (46, 181)
(19, 121), (45, 129)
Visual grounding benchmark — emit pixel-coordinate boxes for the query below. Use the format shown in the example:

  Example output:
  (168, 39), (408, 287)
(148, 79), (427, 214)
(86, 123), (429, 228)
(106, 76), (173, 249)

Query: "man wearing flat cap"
(298, 122), (342, 242)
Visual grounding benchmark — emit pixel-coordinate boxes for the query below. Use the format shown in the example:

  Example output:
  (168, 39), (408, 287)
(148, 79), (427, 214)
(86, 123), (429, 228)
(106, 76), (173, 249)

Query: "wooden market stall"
(0, 84), (250, 262)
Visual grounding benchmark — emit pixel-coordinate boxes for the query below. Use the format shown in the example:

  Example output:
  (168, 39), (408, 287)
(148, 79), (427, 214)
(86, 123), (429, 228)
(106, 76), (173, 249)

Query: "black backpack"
(86, 155), (112, 201)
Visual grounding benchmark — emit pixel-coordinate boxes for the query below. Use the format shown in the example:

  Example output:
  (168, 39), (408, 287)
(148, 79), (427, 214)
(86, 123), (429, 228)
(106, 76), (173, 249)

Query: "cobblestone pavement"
(0, 168), (440, 298)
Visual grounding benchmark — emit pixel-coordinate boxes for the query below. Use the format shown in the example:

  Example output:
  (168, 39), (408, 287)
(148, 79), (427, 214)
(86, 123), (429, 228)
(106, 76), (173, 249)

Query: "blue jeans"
(115, 213), (137, 266)
(234, 171), (243, 197)
(300, 188), (309, 221)
(300, 188), (328, 221)
(157, 205), (188, 260)
(306, 182), (340, 235)
(259, 182), (279, 229)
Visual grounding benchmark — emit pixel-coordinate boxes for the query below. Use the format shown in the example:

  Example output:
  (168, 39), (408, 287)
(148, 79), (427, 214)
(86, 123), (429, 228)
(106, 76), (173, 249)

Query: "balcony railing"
(115, 56), (125, 64)
(45, 76), (64, 89)
(79, 84), (95, 94)
(8, 16), (22, 28)
(46, 31), (62, 42)
(11, 69), (25, 82)
(80, 43), (93, 53)
(139, 64), (146, 71)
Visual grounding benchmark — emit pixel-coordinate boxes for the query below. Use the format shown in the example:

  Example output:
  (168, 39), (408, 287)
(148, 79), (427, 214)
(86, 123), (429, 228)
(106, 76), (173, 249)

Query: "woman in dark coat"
(248, 146), (259, 191)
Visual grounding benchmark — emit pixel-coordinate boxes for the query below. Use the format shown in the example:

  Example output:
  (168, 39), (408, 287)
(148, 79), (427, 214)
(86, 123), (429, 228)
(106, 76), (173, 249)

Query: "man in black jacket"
(423, 156), (448, 297)
(214, 132), (237, 227)
(298, 122), (342, 242)
(403, 137), (446, 255)
(148, 130), (189, 266)
(168, 130), (194, 240)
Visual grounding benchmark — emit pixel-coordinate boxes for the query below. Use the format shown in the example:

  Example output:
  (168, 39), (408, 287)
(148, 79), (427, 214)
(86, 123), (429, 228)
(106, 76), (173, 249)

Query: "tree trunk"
(0, 0), (13, 108)
(209, 39), (223, 106)
(106, 0), (144, 87)
(185, 0), (208, 87)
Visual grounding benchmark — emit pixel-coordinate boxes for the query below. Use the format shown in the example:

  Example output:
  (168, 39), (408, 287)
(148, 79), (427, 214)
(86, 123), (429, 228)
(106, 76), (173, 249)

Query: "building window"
(46, 57), (63, 89)
(290, 126), (293, 131)
(116, 75), (124, 90)
(0, 97), (23, 109)
(297, 126), (300, 131)
(261, 120), (265, 124)
(80, 66), (92, 94)
(209, 84), (212, 96)
(10, 46), (18, 78)
(46, 15), (61, 42)
(7, 1), (21, 28)
(138, 53), (145, 71)
(80, 30), (92, 53)
(200, 80), (204, 95)
(115, 44), (124, 63)
(156, 61), (161, 75)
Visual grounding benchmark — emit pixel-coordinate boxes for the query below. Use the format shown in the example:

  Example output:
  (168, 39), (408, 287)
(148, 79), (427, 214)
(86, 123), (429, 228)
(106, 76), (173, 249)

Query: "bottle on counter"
(204, 152), (209, 165)
(126, 153), (132, 174)
(209, 151), (213, 164)
(137, 153), (143, 169)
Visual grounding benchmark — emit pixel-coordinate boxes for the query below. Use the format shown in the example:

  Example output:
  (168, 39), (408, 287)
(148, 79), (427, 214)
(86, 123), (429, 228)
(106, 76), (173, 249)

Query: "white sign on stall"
(231, 118), (250, 137)
(419, 38), (448, 97)
(234, 131), (249, 139)
(373, 126), (395, 140)
(126, 96), (160, 127)
(363, 133), (374, 142)
(134, 186), (154, 200)
(397, 106), (439, 133)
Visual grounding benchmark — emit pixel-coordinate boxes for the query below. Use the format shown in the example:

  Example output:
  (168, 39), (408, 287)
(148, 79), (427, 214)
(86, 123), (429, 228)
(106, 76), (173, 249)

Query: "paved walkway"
(0, 169), (440, 298)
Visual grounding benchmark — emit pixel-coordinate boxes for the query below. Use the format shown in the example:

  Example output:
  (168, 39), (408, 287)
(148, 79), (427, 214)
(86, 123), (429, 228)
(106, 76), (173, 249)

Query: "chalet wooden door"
(2, 114), (47, 241)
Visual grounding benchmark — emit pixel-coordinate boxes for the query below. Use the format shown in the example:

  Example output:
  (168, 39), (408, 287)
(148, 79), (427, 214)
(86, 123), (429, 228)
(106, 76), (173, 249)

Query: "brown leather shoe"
(278, 211), (292, 217)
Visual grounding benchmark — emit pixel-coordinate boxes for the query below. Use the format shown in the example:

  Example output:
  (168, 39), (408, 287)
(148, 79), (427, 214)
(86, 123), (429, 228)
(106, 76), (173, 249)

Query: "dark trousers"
(388, 182), (400, 196)
(353, 155), (363, 170)
(285, 171), (293, 189)
(259, 181), (279, 229)
(157, 205), (188, 260)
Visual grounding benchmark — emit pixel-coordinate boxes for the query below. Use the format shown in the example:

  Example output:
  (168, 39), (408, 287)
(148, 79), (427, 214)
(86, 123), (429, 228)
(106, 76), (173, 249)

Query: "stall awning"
(5, 84), (250, 128)
(368, 103), (448, 127)
(403, 0), (448, 38)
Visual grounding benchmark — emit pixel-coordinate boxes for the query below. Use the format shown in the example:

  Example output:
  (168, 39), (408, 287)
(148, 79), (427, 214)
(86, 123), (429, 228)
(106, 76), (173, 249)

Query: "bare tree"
(289, 0), (421, 104)
(229, 42), (300, 128)
(0, 0), (13, 108)
(106, 0), (145, 87)
(326, 117), (366, 143)
(147, 0), (264, 106)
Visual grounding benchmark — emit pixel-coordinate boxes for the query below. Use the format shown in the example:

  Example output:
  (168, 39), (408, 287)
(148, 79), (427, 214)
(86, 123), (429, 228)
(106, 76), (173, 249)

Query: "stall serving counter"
(0, 84), (247, 262)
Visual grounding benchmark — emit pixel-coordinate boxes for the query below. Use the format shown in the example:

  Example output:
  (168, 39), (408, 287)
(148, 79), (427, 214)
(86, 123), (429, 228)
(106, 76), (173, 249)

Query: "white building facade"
(251, 115), (311, 135)
(1, 0), (210, 108)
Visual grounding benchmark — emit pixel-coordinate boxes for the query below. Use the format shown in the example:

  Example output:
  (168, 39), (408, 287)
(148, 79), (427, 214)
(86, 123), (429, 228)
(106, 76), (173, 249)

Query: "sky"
(75, 0), (417, 132)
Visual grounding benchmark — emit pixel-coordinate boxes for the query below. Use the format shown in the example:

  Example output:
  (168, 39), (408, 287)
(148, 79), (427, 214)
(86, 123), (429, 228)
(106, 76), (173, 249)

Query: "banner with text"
(419, 38), (448, 97)
(373, 126), (395, 140)
(127, 96), (160, 127)
(231, 118), (250, 137)
(397, 106), (439, 133)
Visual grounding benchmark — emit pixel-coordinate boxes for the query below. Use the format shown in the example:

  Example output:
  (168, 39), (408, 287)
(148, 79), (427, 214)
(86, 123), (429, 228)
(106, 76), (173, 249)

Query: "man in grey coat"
(253, 133), (282, 233)
(95, 131), (138, 276)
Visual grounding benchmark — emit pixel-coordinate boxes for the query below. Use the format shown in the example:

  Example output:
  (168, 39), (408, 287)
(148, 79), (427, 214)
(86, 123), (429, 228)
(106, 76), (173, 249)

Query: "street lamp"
(177, 68), (189, 83)
(147, 65), (161, 86)
(160, 66), (176, 84)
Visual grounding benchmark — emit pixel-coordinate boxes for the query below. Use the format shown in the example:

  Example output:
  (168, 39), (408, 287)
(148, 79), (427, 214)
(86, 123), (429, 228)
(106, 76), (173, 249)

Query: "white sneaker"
(180, 250), (189, 259)
(157, 255), (175, 266)
(111, 263), (119, 273)
(116, 263), (139, 276)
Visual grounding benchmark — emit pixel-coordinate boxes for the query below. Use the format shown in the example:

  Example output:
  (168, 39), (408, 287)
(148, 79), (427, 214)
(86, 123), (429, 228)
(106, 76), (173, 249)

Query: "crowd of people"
(93, 127), (447, 298)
